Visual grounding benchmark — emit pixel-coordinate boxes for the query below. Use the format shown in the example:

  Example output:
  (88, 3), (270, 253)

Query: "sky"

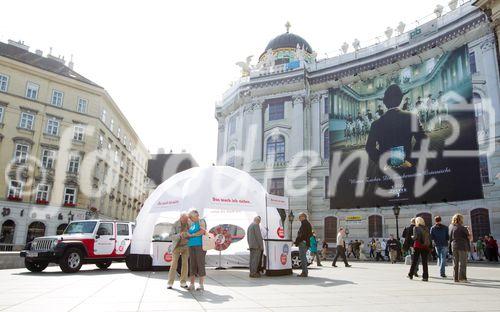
(1, 0), (456, 166)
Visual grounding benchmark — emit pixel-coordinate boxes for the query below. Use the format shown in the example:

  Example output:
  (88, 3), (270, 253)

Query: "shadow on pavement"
(12, 268), (137, 277)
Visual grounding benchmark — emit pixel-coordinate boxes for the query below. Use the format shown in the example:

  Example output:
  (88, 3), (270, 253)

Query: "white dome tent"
(126, 166), (292, 275)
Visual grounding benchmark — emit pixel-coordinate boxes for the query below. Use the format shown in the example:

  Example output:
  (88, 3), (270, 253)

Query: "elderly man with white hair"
(247, 216), (264, 278)
(167, 213), (190, 289)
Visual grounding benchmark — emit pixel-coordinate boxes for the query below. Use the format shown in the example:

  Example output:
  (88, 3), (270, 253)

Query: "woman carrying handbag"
(187, 210), (208, 291)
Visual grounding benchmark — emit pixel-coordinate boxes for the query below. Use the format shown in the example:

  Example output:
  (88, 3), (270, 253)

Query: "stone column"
(290, 96), (304, 159)
(310, 95), (321, 155)
(251, 101), (263, 164)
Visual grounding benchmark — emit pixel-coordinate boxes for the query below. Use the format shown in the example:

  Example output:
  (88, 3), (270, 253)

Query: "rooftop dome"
(264, 32), (313, 54)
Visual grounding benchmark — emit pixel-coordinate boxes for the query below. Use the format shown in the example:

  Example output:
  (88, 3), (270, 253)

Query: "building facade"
(215, 3), (500, 245)
(0, 40), (149, 250)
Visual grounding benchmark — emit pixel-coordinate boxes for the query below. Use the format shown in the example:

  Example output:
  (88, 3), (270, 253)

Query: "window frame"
(8, 180), (23, 198)
(25, 82), (39, 100)
(0, 74), (9, 92)
(268, 102), (285, 121)
(14, 144), (30, 164)
(63, 187), (77, 205)
(0, 106), (4, 123)
(51, 89), (64, 107)
(266, 135), (286, 163)
(41, 149), (56, 169)
(36, 184), (50, 202)
(268, 177), (284, 196)
(77, 98), (88, 113)
(45, 118), (60, 136)
(19, 112), (35, 130)
(73, 124), (86, 141)
(68, 154), (81, 174)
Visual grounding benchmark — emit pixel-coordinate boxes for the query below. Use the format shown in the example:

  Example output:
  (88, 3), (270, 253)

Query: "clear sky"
(1, 0), (454, 166)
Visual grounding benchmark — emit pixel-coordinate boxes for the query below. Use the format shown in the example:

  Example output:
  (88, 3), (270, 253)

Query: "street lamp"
(393, 204), (401, 240)
(288, 210), (295, 240)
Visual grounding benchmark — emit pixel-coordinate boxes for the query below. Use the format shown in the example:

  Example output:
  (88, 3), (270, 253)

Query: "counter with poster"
(264, 194), (292, 276)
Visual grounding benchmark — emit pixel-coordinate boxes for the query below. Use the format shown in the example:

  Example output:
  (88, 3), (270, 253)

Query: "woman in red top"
(486, 235), (499, 262)
(407, 217), (431, 281)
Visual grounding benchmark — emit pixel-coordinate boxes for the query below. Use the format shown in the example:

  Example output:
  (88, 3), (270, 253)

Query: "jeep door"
(94, 222), (116, 255)
(115, 223), (131, 255)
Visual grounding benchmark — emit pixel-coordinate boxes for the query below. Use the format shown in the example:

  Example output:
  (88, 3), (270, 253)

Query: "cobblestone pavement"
(0, 262), (499, 311)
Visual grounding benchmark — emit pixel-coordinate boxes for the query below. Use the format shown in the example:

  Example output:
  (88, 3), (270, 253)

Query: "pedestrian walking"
(403, 218), (419, 277)
(294, 212), (313, 277)
(309, 231), (322, 266)
(167, 213), (190, 289)
(375, 239), (384, 261)
(332, 228), (351, 268)
(407, 217), (431, 282)
(449, 213), (472, 282)
(430, 215), (449, 278)
(369, 239), (375, 258)
(476, 237), (485, 261)
(387, 234), (399, 263)
(187, 210), (207, 291)
(247, 216), (264, 278)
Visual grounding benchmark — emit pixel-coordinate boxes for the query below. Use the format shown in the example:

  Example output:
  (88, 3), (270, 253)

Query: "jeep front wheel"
(25, 259), (48, 272)
(60, 248), (83, 273)
(96, 261), (112, 270)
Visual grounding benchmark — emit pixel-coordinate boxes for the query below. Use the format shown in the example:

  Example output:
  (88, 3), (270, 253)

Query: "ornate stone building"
(215, 3), (500, 245)
(0, 40), (150, 250)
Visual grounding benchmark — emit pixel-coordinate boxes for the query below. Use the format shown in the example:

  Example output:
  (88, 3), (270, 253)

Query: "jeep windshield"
(63, 221), (97, 234)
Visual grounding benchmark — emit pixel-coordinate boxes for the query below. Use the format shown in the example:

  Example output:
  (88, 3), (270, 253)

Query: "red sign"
(164, 252), (172, 262)
(280, 253), (287, 265)
(277, 227), (285, 239)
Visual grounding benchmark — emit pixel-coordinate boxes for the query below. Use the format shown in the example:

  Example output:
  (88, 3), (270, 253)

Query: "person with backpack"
(407, 217), (430, 282)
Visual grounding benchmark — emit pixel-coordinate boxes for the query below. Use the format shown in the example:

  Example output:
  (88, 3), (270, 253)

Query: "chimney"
(68, 54), (74, 70)
(7, 39), (29, 51)
(47, 48), (66, 65)
(35, 49), (43, 56)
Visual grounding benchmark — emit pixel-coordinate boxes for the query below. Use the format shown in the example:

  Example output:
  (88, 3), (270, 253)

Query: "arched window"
(56, 223), (68, 235)
(266, 135), (285, 163)
(1, 220), (15, 244)
(470, 208), (490, 240)
(323, 130), (330, 160)
(324, 216), (337, 243)
(368, 215), (383, 238)
(26, 221), (45, 243)
(416, 212), (432, 228)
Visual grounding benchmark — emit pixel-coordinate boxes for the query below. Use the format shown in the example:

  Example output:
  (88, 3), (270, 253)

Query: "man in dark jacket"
(430, 215), (449, 277)
(294, 212), (312, 277)
(366, 84), (426, 168)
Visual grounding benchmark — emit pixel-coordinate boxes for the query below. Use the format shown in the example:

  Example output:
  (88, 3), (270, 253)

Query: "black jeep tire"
(59, 248), (83, 273)
(25, 259), (49, 272)
(96, 261), (112, 270)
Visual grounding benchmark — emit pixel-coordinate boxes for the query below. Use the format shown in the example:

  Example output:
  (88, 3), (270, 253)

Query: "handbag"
(202, 233), (216, 251)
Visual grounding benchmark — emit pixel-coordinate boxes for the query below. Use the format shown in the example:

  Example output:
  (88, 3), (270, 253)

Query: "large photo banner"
(328, 45), (483, 208)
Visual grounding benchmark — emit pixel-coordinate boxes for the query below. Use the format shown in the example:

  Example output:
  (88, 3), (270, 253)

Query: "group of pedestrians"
(405, 213), (473, 283)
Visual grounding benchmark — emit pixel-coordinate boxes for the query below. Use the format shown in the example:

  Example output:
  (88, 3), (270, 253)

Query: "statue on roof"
(236, 55), (253, 77)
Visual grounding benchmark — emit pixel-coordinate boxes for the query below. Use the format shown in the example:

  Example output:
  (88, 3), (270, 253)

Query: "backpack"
(421, 227), (431, 248)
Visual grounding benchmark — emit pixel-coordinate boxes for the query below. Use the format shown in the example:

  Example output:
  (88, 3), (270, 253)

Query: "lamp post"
(288, 210), (295, 240)
(393, 204), (401, 240)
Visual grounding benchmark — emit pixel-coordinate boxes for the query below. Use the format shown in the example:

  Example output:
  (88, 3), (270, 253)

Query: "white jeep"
(20, 220), (134, 273)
